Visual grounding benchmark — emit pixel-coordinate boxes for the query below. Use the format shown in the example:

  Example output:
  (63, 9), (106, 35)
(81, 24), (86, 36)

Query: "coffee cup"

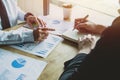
(62, 3), (72, 21)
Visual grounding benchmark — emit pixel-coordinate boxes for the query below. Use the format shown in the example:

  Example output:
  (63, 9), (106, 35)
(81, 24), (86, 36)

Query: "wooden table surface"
(0, 23), (78, 80)
(1, 40), (78, 80)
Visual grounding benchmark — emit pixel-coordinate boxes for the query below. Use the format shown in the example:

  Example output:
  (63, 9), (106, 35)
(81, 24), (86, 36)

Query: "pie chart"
(11, 58), (26, 68)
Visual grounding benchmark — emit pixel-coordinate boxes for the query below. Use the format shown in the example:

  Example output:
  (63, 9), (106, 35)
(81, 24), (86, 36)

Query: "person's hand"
(26, 15), (46, 29)
(76, 22), (96, 33)
(33, 27), (55, 42)
(75, 21), (106, 35)
(33, 28), (48, 42)
(78, 34), (96, 54)
(73, 15), (89, 30)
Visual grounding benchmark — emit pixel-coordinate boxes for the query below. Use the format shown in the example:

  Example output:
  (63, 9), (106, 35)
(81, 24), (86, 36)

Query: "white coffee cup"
(63, 3), (72, 21)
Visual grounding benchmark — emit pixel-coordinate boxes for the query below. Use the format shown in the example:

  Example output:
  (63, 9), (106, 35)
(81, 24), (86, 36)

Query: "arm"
(18, 9), (46, 29)
(74, 16), (106, 35)
(0, 28), (34, 45)
(16, 2), (46, 28)
(17, 6), (25, 21)
(0, 27), (53, 45)
(75, 21), (106, 35)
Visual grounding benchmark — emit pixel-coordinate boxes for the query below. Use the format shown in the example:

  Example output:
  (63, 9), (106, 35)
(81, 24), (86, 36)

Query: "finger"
(38, 18), (46, 25)
(44, 32), (49, 38)
(37, 18), (43, 27)
(38, 38), (44, 42)
(74, 20), (87, 30)
(41, 22), (47, 27)
(34, 17), (41, 27)
(37, 34), (44, 42)
(81, 19), (88, 23)
(43, 21), (47, 27)
(39, 30), (47, 34)
(41, 35), (48, 39)
(27, 17), (39, 28)
(75, 15), (89, 23)
(75, 23), (87, 30)
(38, 18), (45, 27)
(76, 19), (88, 23)
(28, 23), (34, 29)
(26, 17), (34, 28)
(39, 31), (49, 35)
(41, 19), (46, 27)
(76, 24), (88, 32)
(37, 18), (42, 25)
(79, 28), (88, 33)
(39, 31), (49, 39)
(38, 32), (48, 41)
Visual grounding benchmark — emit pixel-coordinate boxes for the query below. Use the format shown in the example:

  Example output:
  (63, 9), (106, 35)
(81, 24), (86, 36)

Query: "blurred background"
(18, 0), (119, 17)
(51, 0), (119, 17)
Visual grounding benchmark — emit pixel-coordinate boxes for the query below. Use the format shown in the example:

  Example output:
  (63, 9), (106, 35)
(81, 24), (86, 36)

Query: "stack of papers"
(62, 28), (88, 43)
(0, 49), (47, 80)
(10, 28), (63, 58)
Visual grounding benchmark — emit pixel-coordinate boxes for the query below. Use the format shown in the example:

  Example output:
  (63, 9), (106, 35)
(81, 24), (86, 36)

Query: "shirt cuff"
(22, 29), (34, 42)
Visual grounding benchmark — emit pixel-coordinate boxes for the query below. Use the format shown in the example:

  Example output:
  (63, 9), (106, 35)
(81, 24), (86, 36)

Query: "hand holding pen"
(25, 16), (57, 42)
(33, 27), (55, 42)
(73, 15), (89, 30)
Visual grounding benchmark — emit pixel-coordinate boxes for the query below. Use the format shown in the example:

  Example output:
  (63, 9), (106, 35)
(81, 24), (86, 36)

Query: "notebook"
(62, 28), (88, 43)
(62, 28), (100, 44)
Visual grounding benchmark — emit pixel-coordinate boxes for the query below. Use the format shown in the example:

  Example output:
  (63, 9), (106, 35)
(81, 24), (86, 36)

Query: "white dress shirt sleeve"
(0, 28), (34, 45)
(17, 7), (25, 21)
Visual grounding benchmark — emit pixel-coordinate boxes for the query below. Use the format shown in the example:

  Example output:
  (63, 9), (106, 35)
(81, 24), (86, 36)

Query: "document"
(62, 28), (99, 51)
(39, 16), (74, 34)
(62, 28), (87, 43)
(0, 48), (47, 80)
(10, 27), (63, 58)
(62, 27), (100, 43)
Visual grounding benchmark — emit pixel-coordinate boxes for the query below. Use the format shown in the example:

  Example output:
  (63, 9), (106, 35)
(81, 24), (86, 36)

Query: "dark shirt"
(70, 16), (120, 80)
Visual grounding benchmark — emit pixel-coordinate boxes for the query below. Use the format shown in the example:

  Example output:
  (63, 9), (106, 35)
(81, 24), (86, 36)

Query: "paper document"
(0, 49), (47, 80)
(10, 27), (63, 58)
(62, 28), (88, 43)
(62, 28), (100, 44)
(39, 16), (74, 34)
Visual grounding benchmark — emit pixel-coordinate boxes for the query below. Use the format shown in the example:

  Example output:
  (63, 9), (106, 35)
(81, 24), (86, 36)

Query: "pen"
(41, 28), (59, 36)
(40, 27), (62, 37)
(83, 15), (89, 20)
(41, 28), (55, 31)
(73, 15), (89, 31)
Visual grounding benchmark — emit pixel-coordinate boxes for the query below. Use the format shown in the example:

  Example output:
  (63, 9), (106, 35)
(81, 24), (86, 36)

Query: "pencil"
(41, 28), (55, 31)
(83, 15), (89, 20)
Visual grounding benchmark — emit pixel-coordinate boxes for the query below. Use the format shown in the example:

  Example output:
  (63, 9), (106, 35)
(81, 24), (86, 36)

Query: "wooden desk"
(0, 4), (117, 80)
(0, 23), (78, 80)
(48, 4), (116, 26)
(1, 41), (78, 80)
(41, 4), (116, 80)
